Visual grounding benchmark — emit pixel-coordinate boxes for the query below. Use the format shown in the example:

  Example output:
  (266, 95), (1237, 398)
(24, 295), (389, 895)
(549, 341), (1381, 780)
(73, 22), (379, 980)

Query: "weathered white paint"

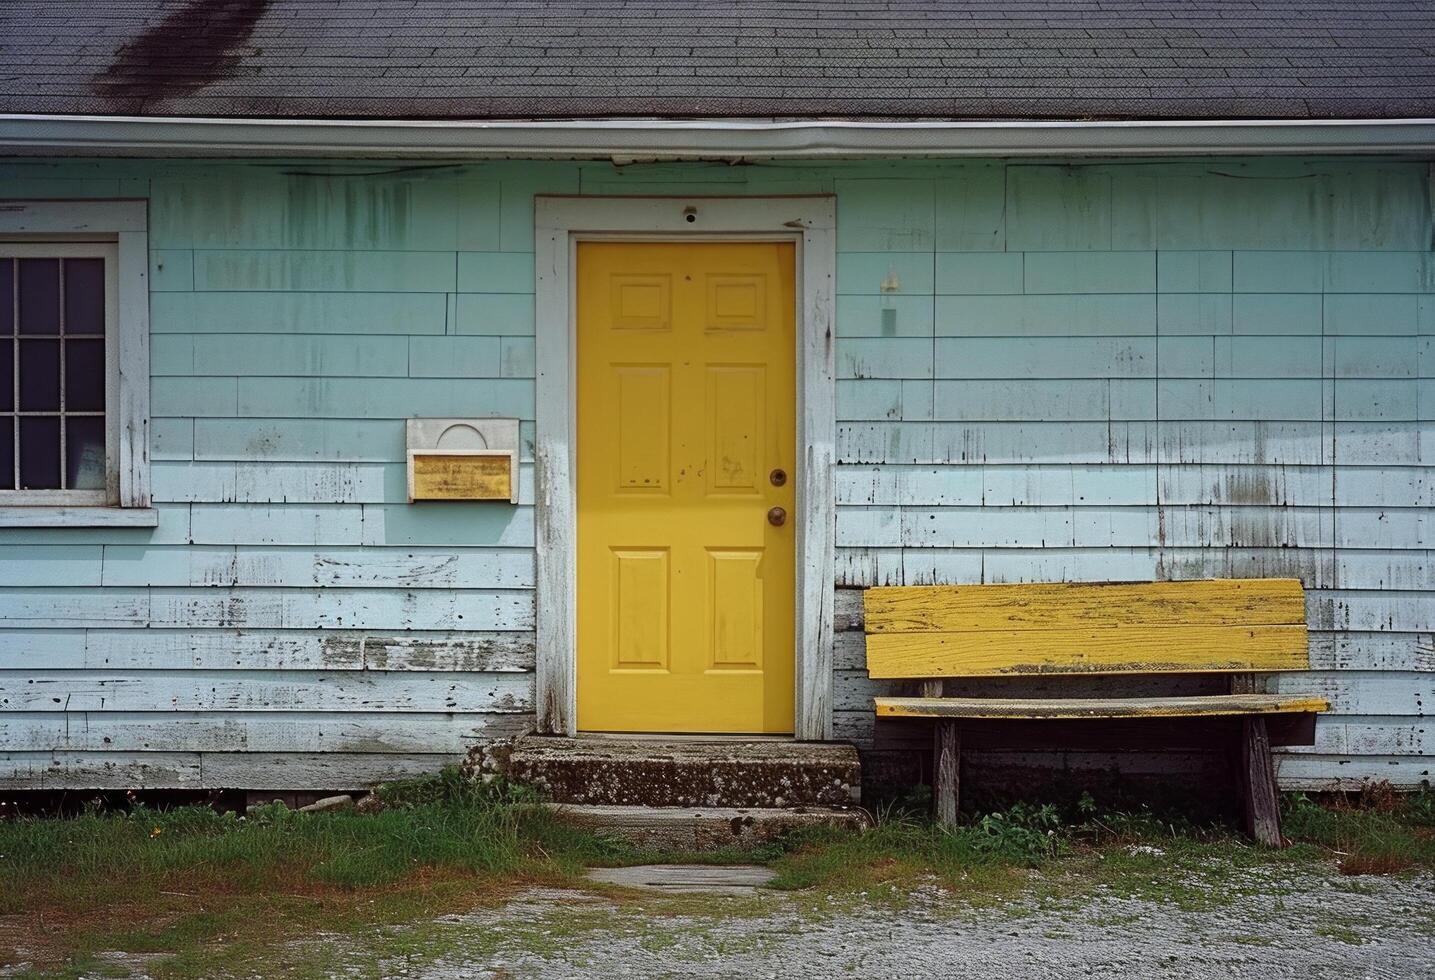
(532, 195), (837, 740)
(0, 670), (532, 712)
(0, 750), (464, 791)
(0, 157), (1430, 792)
(6, 114), (1435, 159)
(0, 629), (534, 672)
(0, 200), (151, 520)
(0, 711), (528, 753)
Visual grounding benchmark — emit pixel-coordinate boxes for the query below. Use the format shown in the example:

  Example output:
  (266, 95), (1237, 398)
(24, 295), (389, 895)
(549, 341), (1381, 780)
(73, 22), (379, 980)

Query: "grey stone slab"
(584, 863), (777, 894)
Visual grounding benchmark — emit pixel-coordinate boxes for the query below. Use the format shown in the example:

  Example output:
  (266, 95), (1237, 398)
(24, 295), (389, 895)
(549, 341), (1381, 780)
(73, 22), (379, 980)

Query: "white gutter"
(1, 114), (1435, 159)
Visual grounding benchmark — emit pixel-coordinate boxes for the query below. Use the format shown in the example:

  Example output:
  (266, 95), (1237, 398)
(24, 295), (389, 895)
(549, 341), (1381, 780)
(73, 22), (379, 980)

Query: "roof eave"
(2, 114), (1435, 159)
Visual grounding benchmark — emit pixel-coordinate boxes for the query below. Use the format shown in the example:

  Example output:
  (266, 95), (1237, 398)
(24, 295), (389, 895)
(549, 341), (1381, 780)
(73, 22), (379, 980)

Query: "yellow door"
(576, 241), (796, 733)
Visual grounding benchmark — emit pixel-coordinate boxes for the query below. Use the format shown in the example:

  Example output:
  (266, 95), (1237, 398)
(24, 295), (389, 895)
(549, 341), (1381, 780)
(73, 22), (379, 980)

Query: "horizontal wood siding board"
(0, 751), (466, 791)
(1275, 756), (1434, 790)
(865, 624), (1310, 678)
(0, 752), (204, 789)
(864, 580), (1306, 632)
(0, 670), (534, 713)
(198, 752), (467, 790)
(94, 546), (535, 590)
(0, 588), (534, 631)
(0, 629), (535, 672)
(0, 711), (530, 753)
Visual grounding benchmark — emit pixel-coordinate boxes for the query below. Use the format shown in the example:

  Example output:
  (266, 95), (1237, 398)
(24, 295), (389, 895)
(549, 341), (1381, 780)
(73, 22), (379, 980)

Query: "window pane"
(18, 416), (59, 489)
(66, 415), (105, 490)
(18, 258), (60, 335)
(66, 338), (106, 413)
(0, 339), (10, 412)
(18, 339), (60, 411)
(0, 258), (12, 333)
(64, 258), (105, 334)
(0, 420), (11, 489)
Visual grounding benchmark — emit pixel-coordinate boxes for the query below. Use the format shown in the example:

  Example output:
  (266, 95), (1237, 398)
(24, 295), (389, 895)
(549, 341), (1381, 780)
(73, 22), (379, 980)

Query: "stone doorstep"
(553, 804), (871, 852)
(584, 864), (778, 894)
(488, 735), (863, 808)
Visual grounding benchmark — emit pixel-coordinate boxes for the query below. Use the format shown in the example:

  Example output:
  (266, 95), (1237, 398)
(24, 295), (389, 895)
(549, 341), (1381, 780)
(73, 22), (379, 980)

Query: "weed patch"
(1281, 785), (1435, 876)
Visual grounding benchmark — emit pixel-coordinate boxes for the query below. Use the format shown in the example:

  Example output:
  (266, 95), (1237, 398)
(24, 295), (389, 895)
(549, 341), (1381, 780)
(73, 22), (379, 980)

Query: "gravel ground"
(9, 865), (1433, 978)
(394, 868), (1435, 980)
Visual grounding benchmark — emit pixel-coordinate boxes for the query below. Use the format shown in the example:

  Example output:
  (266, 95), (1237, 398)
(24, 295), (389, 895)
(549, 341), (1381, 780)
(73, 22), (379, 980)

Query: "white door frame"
(533, 195), (837, 740)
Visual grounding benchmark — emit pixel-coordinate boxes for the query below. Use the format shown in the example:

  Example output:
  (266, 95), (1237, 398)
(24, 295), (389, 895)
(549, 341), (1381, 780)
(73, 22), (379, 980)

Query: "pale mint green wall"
(0, 157), (1430, 791)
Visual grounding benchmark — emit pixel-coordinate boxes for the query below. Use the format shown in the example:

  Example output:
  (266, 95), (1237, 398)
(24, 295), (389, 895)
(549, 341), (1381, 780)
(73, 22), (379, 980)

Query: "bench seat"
(863, 578), (1328, 845)
(875, 693), (1329, 721)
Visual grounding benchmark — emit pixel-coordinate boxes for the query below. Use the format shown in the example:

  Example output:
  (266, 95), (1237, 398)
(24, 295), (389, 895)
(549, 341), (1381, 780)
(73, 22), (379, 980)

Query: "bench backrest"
(864, 579), (1309, 679)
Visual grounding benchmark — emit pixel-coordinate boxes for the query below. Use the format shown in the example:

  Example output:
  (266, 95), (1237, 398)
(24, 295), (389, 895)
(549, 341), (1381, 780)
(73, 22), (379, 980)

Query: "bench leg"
(934, 720), (960, 828)
(1240, 716), (1283, 847)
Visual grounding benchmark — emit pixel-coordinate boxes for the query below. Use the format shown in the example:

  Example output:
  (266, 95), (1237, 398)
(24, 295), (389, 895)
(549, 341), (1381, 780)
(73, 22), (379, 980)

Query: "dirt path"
(399, 869), (1435, 980)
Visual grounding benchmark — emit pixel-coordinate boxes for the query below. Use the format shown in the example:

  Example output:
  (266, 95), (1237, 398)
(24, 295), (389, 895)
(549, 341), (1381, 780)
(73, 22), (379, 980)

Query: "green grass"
(3, 774), (1433, 979)
(0, 771), (638, 979)
(1281, 786), (1435, 875)
(2, 774), (618, 911)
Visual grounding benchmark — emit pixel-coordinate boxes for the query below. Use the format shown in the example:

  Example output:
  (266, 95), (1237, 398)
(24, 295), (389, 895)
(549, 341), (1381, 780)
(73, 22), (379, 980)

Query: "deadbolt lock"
(769, 468), (787, 486)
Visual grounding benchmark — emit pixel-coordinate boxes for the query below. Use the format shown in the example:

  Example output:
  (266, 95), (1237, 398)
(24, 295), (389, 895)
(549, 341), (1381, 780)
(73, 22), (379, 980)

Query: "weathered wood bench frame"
(864, 579), (1329, 846)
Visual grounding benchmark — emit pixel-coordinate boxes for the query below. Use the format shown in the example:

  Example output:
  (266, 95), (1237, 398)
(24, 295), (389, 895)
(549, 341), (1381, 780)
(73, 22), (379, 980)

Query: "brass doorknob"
(767, 506), (787, 527)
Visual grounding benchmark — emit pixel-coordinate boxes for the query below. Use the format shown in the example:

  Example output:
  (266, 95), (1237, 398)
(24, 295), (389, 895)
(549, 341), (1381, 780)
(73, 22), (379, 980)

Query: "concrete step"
(555, 804), (870, 852)
(585, 864), (778, 895)
(497, 735), (862, 808)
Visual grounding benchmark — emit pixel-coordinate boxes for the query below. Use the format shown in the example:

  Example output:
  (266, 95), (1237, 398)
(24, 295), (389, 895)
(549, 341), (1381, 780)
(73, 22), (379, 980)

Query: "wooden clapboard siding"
(0, 752), (466, 791)
(1, 161), (549, 788)
(0, 630), (534, 672)
(1, 155), (1432, 790)
(0, 711), (529, 753)
(0, 670), (533, 712)
(824, 158), (1432, 788)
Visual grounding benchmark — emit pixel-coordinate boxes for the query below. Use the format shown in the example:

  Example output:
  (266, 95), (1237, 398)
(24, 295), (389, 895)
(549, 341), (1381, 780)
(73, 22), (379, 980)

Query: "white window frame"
(533, 195), (837, 741)
(0, 200), (154, 527)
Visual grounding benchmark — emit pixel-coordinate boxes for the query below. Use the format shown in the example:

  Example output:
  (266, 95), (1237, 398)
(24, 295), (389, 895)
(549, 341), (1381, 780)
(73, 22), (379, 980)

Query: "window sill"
(0, 506), (160, 528)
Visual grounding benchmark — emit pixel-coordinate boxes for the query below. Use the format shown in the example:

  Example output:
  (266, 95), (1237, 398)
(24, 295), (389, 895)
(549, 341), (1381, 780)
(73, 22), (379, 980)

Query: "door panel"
(576, 242), (796, 733)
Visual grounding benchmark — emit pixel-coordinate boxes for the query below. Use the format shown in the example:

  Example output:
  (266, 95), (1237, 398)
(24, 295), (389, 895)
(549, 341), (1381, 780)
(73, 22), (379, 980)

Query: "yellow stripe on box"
(411, 453), (512, 501)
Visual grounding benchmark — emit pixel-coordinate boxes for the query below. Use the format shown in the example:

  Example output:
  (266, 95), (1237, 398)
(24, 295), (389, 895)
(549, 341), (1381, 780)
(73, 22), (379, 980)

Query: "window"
(0, 201), (152, 526)
(1, 246), (117, 502)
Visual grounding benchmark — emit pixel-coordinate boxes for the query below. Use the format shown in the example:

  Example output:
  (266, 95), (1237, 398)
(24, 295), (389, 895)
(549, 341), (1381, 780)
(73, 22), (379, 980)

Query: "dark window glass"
(0, 258), (12, 333)
(18, 416), (59, 489)
(4, 252), (107, 494)
(64, 258), (105, 334)
(18, 258), (60, 334)
(66, 415), (106, 490)
(65, 339), (105, 412)
(0, 339), (11, 413)
(18, 339), (60, 411)
(0, 421), (11, 489)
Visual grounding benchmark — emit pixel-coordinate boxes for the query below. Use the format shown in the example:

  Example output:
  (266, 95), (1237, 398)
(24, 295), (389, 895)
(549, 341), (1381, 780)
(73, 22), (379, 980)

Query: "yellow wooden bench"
(863, 579), (1329, 845)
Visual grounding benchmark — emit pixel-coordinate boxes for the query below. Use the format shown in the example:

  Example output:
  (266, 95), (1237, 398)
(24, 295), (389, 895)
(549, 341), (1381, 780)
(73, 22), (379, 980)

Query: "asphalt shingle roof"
(2, 1), (1434, 120)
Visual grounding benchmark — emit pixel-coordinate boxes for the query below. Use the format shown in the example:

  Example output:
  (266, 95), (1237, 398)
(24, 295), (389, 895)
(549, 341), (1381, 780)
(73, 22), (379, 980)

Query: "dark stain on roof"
(94, 0), (271, 109)
(1, 1), (1433, 121)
